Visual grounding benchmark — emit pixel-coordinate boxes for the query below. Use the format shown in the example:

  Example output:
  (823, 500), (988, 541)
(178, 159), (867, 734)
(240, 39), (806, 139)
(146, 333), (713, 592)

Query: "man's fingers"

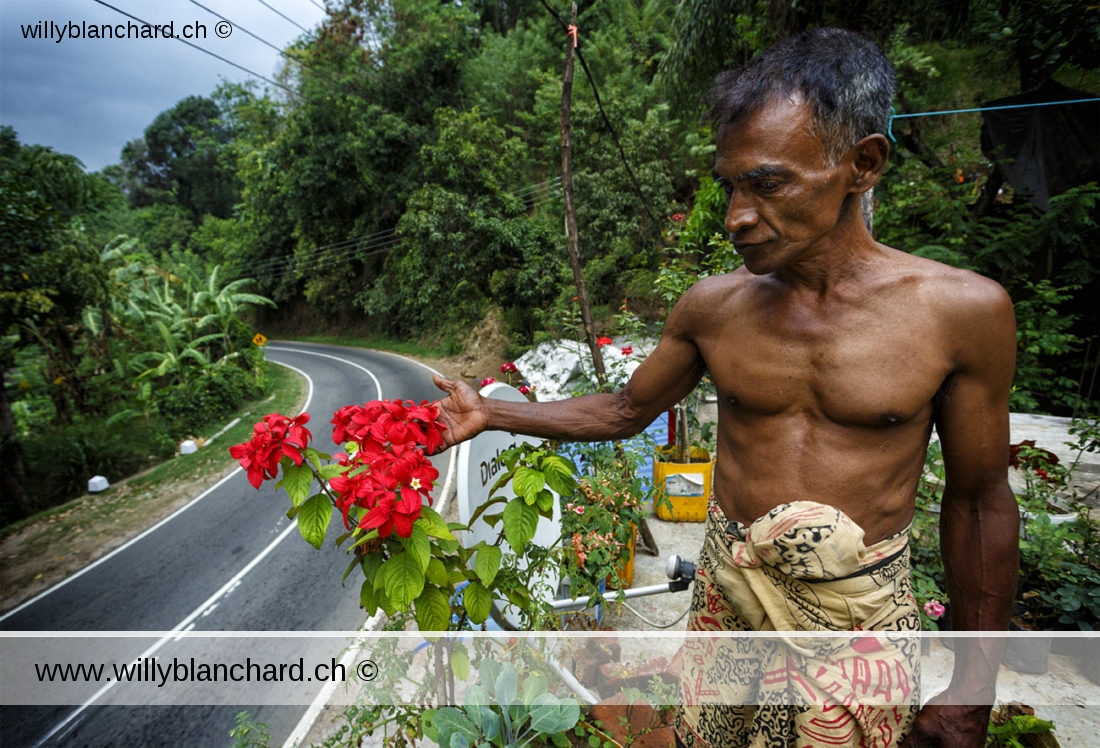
(432, 374), (452, 392)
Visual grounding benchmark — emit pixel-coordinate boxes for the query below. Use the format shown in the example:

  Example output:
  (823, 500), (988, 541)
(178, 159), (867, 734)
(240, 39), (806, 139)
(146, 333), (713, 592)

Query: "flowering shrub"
(230, 406), (575, 631)
(562, 472), (644, 597)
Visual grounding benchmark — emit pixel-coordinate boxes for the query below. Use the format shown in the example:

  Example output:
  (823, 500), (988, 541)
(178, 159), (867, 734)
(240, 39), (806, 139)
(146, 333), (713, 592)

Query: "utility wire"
(536, 0), (660, 225)
(244, 177), (565, 281)
(254, 0), (310, 33)
(90, 0), (296, 96)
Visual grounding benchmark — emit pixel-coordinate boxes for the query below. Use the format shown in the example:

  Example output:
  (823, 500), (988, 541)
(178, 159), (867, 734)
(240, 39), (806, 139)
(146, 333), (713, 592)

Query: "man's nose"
(724, 193), (757, 235)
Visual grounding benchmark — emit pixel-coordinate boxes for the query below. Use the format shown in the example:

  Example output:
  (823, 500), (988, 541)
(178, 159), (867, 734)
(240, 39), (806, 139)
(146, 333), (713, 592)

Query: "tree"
(367, 108), (566, 335)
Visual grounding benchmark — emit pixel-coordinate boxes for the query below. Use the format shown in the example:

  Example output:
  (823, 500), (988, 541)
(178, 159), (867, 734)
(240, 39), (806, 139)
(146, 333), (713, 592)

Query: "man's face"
(713, 98), (857, 275)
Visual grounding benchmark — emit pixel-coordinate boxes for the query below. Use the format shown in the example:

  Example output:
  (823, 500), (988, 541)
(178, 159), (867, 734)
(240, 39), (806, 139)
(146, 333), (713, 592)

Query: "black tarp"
(980, 81), (1100, 211)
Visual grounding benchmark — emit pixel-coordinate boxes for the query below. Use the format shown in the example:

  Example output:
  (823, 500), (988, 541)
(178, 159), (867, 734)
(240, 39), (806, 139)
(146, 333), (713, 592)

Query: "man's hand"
(432, 375), (490, 449)
(902, 694), (991, 747)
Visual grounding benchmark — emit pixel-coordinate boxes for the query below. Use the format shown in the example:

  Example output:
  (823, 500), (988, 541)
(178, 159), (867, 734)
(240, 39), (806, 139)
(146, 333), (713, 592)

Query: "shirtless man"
(433, 28), (1018, 747)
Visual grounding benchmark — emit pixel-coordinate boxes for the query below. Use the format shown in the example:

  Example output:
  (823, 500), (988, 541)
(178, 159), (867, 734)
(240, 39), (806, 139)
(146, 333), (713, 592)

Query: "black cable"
(536, 0), (660, 224)
(254, 0), (309, 33)
(90, 0), (296, 96)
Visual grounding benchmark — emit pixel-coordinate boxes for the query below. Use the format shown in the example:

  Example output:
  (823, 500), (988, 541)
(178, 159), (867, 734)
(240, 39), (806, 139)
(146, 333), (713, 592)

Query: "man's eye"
(756, 180), (779, 193)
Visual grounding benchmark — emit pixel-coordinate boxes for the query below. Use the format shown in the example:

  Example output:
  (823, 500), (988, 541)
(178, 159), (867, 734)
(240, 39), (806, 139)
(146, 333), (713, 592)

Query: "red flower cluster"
(230, 401), (446, 540)
(500, 362), (518, 374)
(596, 336), (613, 348)
(328, 400), (444, 538)
(229, 413), (313, 489)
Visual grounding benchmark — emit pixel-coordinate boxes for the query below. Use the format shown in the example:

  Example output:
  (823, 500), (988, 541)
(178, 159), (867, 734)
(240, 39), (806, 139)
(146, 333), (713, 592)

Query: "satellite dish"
(455, 382), (562, 628)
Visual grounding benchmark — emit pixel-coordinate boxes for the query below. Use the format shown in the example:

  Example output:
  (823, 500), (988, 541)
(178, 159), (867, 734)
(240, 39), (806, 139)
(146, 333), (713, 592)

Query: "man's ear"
(849, 134), (889, 194)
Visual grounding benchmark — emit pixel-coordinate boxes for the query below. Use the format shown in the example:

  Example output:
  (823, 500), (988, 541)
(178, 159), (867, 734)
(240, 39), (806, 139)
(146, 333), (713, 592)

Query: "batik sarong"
(675, 498), (922, 748)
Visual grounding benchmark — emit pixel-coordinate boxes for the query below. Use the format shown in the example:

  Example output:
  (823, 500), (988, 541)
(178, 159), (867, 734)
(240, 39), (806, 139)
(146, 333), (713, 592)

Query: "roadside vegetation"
(3, 0), (1098, 529)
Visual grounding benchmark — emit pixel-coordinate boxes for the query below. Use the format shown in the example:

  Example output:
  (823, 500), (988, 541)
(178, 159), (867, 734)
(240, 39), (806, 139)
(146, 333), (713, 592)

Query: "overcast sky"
(1, 0), (329, 172)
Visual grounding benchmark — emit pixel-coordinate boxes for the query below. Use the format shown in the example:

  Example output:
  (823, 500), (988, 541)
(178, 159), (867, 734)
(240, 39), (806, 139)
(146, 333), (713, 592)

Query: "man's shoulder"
(884, 246), (1011, 313)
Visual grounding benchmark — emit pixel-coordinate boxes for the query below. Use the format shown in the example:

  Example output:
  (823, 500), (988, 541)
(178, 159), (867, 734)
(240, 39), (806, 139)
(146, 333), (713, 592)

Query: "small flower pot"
(606, 525), (637, 590)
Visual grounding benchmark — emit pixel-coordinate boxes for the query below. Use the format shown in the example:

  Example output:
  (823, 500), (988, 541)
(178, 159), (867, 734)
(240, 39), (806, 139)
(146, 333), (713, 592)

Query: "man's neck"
(772, 212), (883, 297)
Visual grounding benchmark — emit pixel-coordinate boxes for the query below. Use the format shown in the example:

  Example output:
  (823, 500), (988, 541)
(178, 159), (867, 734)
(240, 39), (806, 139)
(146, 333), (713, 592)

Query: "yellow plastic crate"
(653, 459), (713, 522)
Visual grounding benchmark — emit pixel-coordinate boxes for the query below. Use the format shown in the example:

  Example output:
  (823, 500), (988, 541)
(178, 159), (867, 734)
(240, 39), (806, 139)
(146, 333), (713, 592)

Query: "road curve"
(0, 342), (453, 747)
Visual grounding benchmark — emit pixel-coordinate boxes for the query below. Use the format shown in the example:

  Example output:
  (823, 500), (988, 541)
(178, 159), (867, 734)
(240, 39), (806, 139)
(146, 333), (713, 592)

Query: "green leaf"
(536, 489), (554, 514)
(360, 578), (378, 617)
(492, 662), (518, 707)
(380, 551), (426, 610)
(528, 692), (580, 734)
(474, 544), (503, 586)
(521, 672), (549, 706)
(426, 557), (449, 587)
(450, 644), (470, 682)
(415, 585), (452, 631)
(277, 462), (314, 507)
(512, 466), (545, 504)
(430, 707), (479, 747)
(401, 523), (432, 574)
(317, 461), (348, 481)
(502, 497), (539, 550)
(296, 493), (332, 550)
(541, 455), (577, 495)
(463, 581), (493, 624)
(417, 505), (457, 541)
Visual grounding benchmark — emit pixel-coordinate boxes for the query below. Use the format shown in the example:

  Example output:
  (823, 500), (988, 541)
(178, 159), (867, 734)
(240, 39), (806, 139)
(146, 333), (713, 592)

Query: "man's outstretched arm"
(432, 288), (710, 450)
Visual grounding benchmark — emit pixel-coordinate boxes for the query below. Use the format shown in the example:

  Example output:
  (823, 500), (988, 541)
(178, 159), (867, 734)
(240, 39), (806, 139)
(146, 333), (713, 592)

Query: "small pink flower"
(573, 506), (584, 515)
(923, 600), (946, 620)
(620, 345), (633, 356)
(480, 376), (496, 387)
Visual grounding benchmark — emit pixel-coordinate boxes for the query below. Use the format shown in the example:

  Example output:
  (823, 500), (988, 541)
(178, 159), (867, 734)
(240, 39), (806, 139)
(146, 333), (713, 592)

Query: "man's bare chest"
(705, 309), (953, 428)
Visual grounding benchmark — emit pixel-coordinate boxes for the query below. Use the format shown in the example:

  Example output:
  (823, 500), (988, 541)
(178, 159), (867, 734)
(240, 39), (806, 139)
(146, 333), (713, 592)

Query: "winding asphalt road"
(0, 342), (454, 747)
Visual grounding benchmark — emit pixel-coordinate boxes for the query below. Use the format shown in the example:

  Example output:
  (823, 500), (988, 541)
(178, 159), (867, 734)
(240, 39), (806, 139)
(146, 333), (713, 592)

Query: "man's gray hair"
(707, 28), (896, 165)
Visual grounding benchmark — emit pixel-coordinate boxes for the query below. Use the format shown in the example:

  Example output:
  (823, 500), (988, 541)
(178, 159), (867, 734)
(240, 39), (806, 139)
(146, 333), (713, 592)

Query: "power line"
(536, 0), (660, 225)
(243, 177), (565, 281)
(254, 0), (310, 33)
(90, 0), (296, 96)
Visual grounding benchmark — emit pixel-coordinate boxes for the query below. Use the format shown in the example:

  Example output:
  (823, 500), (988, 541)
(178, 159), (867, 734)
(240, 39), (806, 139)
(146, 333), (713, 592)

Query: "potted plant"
(560, 443), (648, 596)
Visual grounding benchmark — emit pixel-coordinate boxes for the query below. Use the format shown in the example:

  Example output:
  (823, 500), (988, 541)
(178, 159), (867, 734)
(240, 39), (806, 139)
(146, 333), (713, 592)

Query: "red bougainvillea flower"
(596, 336), (613, 348)
(229, 413), (313, 489)
(481, 376), (496, 388)
(620, 345), (633, 356)
(500, 362), (518, 374)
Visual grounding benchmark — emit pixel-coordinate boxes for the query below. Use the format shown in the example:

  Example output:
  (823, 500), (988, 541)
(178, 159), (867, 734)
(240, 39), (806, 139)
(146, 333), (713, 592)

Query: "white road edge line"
(26, 359), (315, 744)
(34, 522), (301, 747)
(268, 344), (459, 746)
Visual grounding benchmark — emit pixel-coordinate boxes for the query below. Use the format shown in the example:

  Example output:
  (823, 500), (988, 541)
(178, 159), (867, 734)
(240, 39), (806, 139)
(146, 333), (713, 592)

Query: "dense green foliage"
(3, 0), (1098, 523)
